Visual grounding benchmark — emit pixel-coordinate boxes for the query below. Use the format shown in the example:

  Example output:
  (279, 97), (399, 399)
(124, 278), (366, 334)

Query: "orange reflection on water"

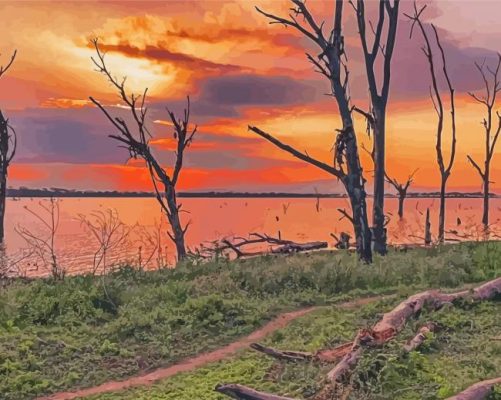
(3, 197), (500, 277)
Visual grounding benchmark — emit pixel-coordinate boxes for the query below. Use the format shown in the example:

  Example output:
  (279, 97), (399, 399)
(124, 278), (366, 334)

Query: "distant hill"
(5, 187), (498, 199)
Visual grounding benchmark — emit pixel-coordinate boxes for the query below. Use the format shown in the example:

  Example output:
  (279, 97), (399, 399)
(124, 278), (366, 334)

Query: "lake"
(2, 197), (500, 277)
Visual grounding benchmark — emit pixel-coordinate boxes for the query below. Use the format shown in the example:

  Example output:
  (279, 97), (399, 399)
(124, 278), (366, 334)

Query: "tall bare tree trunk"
(342, 126), (372, 262)
(438, 177), (447, 242)
(0, 52), (17, 243)
(483, 163), (489, 227)
(407, 5), (456, 245)
(351, 0), (400, 255)
(466, 54), (501, 231)
(165, 184), (186, 260)
(372, 106), (386, 252)
(397, 192), (404, 219)
(0, 172), (6, 242)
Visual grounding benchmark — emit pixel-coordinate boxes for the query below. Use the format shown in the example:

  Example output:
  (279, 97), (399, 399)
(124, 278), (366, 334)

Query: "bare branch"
(0, 50), (17, 80)
(248, 126), (342, 178)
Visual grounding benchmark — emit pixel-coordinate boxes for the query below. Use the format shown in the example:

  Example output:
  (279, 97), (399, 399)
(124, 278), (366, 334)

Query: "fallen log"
(201, 233), (327, 259)
(445, 377), (501, 400)
(217, 277), (501, 398)
(403, 322), (438, 352)
(249, 343), (314, 362)
(271, 241), (327, 254)
(250, 341), (353, 363)
(215, 383), (295, 400)
(326, 330), (371, 383)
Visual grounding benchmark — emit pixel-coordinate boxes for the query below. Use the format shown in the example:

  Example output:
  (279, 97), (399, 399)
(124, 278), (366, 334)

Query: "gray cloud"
(199, 74), (322, 106)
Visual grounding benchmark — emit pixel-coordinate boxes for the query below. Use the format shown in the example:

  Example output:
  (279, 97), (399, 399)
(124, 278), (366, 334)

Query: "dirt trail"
(38, 295), (385, 400)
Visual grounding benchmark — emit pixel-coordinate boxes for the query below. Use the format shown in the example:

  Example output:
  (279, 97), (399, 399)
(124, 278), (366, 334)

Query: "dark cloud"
(11, 108), (127, 164)
(95, 42), (246, 75)
(200, 74), (322, 106)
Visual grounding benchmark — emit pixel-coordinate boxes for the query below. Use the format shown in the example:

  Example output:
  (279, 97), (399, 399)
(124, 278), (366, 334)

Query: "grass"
(87, 297), (501, 400)
(0, 241), (500, 399)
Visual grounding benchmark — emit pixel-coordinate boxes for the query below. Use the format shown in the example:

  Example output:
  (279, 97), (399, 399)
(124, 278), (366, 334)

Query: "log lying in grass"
(250, 341), (353, 363)
(445, 377), (501, 400)
(215, 384), (295, 400)
(403, 322), (438, 352)
(326, 330), (371, 382)
(271, 240), (327, 254)
(327, 277), (501, 383)
(216, 277), (501, 399)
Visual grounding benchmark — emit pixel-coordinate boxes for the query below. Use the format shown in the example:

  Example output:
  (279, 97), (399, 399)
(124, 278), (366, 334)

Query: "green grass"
(87, 297), (501, 400)
(0, 242), (500, 399)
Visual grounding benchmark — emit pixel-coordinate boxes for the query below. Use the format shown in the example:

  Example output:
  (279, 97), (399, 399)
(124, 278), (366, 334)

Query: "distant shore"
(6, 188), (499, 199)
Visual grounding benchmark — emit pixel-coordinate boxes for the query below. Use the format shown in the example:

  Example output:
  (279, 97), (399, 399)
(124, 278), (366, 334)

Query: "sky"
(1, 0), (501, 194)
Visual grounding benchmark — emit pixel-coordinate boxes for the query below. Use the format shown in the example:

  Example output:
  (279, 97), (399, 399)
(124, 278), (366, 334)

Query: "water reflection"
(3, 197), (500, 277)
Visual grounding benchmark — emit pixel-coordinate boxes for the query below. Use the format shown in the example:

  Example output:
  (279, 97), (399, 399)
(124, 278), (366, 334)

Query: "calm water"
(2, 197), (500, 277)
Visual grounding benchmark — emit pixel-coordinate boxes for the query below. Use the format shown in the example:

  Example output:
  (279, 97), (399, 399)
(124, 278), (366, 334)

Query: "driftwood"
(445, 377), (501, 400)
(198, 233), (327, 259)
(215, 384), (294, 400)
(216, 277), (501, 399)
(250, 341), (353, 363)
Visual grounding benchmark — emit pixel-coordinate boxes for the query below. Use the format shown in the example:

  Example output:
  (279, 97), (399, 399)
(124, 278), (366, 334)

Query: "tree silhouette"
(250, 0), (372, 262)
(467, 54), (501, 230)
(0, 50), (17, 242)
(406, 3), (457, 243)
(89, 39), (196, 261)
(350, 0), (400, 255)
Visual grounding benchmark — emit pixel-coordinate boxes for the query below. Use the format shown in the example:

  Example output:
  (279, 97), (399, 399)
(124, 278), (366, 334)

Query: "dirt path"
(38, 295), (386, 400)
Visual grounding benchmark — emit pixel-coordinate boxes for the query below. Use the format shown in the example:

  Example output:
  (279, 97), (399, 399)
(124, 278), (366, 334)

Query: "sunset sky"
(2, 0), (501, 193)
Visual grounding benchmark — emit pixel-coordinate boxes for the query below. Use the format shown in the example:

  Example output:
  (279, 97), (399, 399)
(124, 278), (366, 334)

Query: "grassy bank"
(1, 242), (500, 399)
(88, 297), (501, 400)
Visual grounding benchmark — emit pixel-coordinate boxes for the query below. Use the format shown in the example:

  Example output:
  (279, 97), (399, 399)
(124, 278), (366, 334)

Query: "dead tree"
(386, 169), (418, 218)
(252, 0), (372, 262)
(406, 4), (457, 243)
(197, 233), (327, 259)
(89, 39), (195, 262)
(0, 50), (17, 242)
(467, 54), (501, 230)
(350, 0), (400, 255)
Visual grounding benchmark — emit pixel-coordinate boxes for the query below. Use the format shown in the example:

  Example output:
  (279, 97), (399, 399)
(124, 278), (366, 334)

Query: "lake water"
(2, 197), (500, 277)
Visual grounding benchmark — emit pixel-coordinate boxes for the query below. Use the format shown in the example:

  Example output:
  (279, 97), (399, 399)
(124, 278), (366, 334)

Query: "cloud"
(199, 74), (322, 106)
(93, 42), (248, 75)
(10, 108), (126, 164)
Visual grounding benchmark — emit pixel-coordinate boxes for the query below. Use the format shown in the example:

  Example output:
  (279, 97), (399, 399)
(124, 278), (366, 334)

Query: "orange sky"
(2, 0), (501, 194)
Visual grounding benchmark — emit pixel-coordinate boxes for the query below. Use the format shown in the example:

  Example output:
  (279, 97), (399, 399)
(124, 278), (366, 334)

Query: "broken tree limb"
(327, 277), (501, 383)
(249, 343), (314, 362)
(445, 377), (501, 400)
(403, 322), (438, 352)
(250, 341), (353, 363)
(214, 383), (295, 400)
(271, 241), (327, 254)
(201, 233), (327, 259)
(326, 330), (373, 383)
(218, 277), (501, 398)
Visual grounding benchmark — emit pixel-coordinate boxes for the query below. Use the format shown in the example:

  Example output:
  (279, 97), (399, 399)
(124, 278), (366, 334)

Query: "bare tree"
(0, 50), (17, 242)
(386, 168), (418, 218)
(79, 209), (131, 275)
(16, 198), (65, 279)
(350, 0), (400, 255)
(406, 4), (457, 243)
(251, 0), (372, 262)
(89, 39), (196, 262)
(466, 54), (501, 230)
